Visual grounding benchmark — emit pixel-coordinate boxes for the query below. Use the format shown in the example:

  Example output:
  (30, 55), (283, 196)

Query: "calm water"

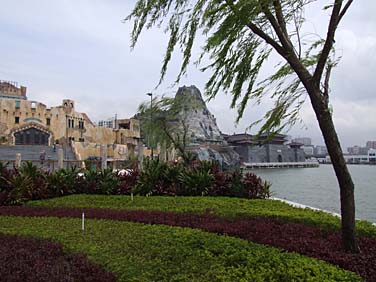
(249, 165), (376, 223)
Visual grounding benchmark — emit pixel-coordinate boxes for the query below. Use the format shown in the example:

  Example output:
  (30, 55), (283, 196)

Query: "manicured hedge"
(29, 194), (376, 237)
(0, 216), (361, 281)
(0, 233), (115, 282)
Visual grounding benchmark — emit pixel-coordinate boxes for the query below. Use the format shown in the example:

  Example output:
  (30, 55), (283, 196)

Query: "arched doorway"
(14, 127), (50, 145)
(278, 154), (283, 163)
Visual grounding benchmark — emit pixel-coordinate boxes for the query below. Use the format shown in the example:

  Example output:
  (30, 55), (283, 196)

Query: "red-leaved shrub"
(0, 233), (116, 282)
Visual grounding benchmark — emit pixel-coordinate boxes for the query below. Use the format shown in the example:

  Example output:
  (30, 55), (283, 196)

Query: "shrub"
(0, 233), (116, 282)
(179, 168), (214, 196)
(0, 162), (16, 205)
(242, 172), (271, 199)
(117, 168), (139, 195)
(1, 159), (271, 205)
(133, 158), (167, 195)
(97, 168), (119, 195)
(159, 162), (184, 195)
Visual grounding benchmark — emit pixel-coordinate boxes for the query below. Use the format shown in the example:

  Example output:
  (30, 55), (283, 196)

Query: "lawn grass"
(0, 216), (361, 282)
(29, 194), (376, 237)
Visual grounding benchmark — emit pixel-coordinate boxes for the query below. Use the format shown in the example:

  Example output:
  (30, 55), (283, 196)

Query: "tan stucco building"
(0, 80), (141, 160)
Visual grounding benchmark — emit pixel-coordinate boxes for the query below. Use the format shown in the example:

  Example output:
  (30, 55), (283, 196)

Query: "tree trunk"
(308, 89), (360, 253)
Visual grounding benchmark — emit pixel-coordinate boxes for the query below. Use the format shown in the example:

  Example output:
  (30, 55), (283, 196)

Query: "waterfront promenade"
(242, 161), (319, 169)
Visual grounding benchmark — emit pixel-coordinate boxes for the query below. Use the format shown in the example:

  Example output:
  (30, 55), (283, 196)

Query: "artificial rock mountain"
(175, 85), (239, 168)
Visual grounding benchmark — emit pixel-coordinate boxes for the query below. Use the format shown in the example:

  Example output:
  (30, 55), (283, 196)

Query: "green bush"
(134, 158), (167, 195)
(179, 168), (214, 196)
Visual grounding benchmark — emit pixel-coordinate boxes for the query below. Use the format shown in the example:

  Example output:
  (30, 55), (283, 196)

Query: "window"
(78, 121), (84, 129)
(15, 100), (20, 109)
(31, 102), (36, 110)
(79, 138), (84, 142)
(67, 119), (75, 128)
(15, 116), (20, 124)
(46, 118), (51, 126)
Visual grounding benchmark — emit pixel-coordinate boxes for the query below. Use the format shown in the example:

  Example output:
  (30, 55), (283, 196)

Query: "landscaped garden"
(1, 160), (376, 281)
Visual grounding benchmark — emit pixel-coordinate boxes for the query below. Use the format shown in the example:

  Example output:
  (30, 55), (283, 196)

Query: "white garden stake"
(82, 212), (85, 232)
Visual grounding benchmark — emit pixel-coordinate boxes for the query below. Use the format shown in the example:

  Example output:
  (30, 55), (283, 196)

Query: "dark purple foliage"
(117, 168), (140, 195)
(242, 172), (270, 199)
(0, 233), (116, 282)
(0, 206), (375, 281)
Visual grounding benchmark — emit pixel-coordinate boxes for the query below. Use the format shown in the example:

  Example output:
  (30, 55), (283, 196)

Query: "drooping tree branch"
(224, 0), (287, 59)
(293, 11), (302, 59)
(338, 0), (354, 26)
(273, 0), (288, 36)
(260, 2), (294, 52)
(313, 0), (342, 83)
(323, 63), (332, 105)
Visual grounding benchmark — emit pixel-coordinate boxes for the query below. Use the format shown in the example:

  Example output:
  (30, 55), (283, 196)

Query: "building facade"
(226, 133), (305, 163)
(292, 137), (312, 146)
(366, 141), (376, 149)
(0, 80), (140, 160)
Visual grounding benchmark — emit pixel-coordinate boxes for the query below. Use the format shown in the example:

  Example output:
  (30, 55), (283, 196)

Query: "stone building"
(225, 133), (305, 163)
(0, 80), (140, 160)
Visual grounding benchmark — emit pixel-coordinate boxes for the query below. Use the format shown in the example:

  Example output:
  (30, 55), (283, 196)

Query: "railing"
(0, 159), (101, 172)
(242, 161), (319, 169)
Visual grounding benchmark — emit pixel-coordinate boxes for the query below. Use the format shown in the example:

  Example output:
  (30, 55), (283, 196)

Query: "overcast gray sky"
(0, 0), (375, 149)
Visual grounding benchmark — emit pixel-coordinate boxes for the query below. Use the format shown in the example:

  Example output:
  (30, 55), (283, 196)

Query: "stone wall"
(73, 141), (135, 160)
(245, 144), (305, 163)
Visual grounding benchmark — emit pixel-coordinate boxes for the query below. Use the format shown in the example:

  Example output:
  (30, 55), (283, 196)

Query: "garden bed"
(29, 194), (376, 237)
(1, 204), (375, 280)
(0, 214), (361, 281)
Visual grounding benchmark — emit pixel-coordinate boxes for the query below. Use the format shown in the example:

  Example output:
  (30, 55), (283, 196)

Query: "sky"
(0, 0), (375, 149)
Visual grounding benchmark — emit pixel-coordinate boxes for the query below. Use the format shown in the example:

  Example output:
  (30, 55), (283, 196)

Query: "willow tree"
(126, 0), (358, 252)
(138, 94), (199, 163)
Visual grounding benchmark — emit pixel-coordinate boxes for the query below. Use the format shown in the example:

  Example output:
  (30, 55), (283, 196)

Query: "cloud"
(0, 0), (375, 149)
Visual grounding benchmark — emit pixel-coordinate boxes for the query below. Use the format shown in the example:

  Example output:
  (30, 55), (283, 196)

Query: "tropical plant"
(18, 161), (41, 180)
(6, 174), (34, 205)
(133, 158), (167, 195)
(97, 168), (119, 195)
(179, 168), (214, 196)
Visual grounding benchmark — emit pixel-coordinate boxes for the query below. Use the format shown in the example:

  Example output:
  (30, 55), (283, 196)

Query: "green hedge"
(0, 216), (360, 281)
(29, 194), (376, 237)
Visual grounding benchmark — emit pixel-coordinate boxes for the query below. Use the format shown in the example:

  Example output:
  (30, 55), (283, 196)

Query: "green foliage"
(134, 157), (167, 195)
(46, 167), (79, 196)
(7, 174), (34, 205)
(28, 194), (376, 238)
(18, 161), (41, 180)
(179, 168), (214, 196)
(97, 168), (119, 195)
(137, 93), (200, 163)
(126, 0), (350, 135)
(0, 216), (361, 281)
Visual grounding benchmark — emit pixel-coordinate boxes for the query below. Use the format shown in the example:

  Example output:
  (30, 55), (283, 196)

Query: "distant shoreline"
(271, 197), (376, 226)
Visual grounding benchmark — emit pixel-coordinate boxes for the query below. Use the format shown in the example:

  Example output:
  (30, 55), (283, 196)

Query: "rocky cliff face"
(175, 85), (239, 169)
(176, 85), (224, 145)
